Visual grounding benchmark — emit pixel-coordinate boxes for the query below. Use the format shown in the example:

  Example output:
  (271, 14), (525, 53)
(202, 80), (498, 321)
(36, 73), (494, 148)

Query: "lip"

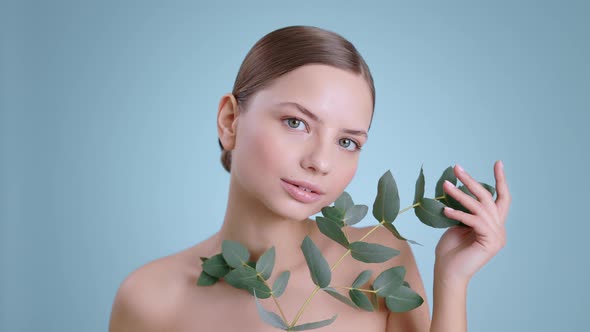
(281, 179), (324, 204)
(281, 178), (325, 195)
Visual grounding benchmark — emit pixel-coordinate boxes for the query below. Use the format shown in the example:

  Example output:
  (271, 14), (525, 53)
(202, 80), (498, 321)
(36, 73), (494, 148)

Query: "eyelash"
(282, 117), (363, 152)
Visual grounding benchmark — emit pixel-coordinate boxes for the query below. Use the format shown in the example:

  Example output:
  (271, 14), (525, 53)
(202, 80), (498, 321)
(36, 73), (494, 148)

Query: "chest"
(174, 270), (388, 332)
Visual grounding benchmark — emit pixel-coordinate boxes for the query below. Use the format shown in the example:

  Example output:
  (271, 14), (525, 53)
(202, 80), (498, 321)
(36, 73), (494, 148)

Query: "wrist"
(433, 261), (470, 290)
(431, 271), (468, 332)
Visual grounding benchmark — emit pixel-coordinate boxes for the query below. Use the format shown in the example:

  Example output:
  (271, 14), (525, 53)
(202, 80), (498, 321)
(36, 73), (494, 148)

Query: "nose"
(300, 137), (332, 175)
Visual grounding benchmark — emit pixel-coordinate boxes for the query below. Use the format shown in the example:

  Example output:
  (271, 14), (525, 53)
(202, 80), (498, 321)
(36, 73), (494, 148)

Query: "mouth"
(281, 179), (324, 194)
(280, 179), (324, 204)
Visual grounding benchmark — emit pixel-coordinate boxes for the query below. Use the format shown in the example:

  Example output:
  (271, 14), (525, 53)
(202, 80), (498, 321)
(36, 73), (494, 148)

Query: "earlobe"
(217, 93), (239, 151)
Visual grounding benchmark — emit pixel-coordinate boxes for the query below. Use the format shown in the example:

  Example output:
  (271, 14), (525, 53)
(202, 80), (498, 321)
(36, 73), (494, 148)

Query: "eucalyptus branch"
(290, 203), (414, 327)
(196, 165), (497, 331)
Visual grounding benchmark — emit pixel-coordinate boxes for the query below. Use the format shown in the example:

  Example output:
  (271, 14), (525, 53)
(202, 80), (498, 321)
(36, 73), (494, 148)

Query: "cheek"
(252, 132), (282, 168)
(236, 125), (289, 177)
(338, 162), (358, 191)
(338, 150), (360, 179)
(320, 158), (359, 207)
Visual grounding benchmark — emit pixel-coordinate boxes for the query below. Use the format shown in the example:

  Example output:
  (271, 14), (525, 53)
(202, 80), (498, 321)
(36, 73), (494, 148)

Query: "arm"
(429, 263), (468, 332)
(384, 161), (510, 332)
(429, 161), (511, 332)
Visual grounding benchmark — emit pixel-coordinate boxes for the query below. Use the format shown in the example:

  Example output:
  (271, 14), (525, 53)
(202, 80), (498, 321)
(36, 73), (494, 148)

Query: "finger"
(494, 160), (512, 223)
(443, 206), (487, 234)
(444, 180), (488, 218)
(444, 206), (505, 250)
(454, 164), (496, 209)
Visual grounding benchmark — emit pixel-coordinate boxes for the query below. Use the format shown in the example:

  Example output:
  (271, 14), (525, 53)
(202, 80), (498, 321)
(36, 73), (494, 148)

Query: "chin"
(278, 203), (316, 222)
(263, 196), (324, 222)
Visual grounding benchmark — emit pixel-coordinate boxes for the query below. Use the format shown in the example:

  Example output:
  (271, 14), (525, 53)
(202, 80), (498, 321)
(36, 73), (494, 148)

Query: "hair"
(219, 25), (375, 173)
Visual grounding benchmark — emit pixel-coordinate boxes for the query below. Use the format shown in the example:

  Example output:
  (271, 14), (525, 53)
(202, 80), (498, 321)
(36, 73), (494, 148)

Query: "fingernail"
(444, 180), (453, 186)
(455, 164), (464, 173)
(499, 160), (504, 169)
(444, 206), (454, 212)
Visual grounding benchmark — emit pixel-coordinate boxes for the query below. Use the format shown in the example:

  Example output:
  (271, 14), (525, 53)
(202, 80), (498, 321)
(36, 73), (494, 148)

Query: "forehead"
(247, 64), (373, 130)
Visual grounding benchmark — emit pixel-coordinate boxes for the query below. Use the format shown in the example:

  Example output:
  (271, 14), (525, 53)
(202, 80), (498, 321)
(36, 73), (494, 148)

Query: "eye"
(339, 138), (361, 151)
(283, 117), (307, 131)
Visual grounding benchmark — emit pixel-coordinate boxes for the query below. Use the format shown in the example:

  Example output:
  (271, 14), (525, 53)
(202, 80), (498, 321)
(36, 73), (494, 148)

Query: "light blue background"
(2, 0), (589, 331)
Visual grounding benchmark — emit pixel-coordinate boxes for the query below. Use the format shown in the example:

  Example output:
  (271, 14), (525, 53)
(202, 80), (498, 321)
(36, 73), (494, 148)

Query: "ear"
(217, 93), (240, 151)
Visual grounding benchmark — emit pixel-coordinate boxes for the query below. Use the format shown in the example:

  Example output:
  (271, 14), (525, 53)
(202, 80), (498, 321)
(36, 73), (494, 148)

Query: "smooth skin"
(108, 64), (511, 332)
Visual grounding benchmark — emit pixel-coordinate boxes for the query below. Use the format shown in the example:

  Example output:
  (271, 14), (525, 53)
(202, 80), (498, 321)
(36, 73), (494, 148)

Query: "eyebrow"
(276, 101), (368, 137)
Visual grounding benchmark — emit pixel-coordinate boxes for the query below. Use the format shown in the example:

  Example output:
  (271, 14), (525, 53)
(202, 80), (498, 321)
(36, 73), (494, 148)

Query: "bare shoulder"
(108, 253), (183, 331)
(108, 240), (213, 332)
(346, 225), (431, 330)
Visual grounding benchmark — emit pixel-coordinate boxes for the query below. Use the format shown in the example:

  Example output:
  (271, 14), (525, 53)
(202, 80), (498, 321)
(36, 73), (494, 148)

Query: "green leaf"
(373, 266), (406, 297)
(253, 291), (289, 330)
(196, 271), (218, 286)
(316, 216), (349, 248)
(350, 241), (400, 263)
(382, 223), (423, 246)
(372, 170), (400, 223)
(343, 205), (368, 226)
(222, 240), (250, 269)
(368, 284), (379, 310)
(272, 271), (290, 298)
(256, 246), (275, 280)
(301, 236), (331, 288)
(413, 165), (425, 205)
(385, 285), (424, 312)
(482, 182), (496, 197)
(323, 287), (357, 308)
(201, 253), (230, 278)
(435, 166), (457, 202)
(321, 206), (345, 227)
(291, 314), (338, 331)
(335, 191), (354, 212)
(349, 289), (374, 311)
(224, 265), (272, 298)
(415, 198), (462, 228)
(352, 270), (373, 288)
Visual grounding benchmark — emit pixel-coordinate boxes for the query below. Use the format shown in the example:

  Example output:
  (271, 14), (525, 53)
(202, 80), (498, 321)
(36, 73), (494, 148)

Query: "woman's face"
(230, 64), (374, 221)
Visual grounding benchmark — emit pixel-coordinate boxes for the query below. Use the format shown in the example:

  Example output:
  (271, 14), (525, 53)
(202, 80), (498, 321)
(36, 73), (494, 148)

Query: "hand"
(434, 160), (511, 284)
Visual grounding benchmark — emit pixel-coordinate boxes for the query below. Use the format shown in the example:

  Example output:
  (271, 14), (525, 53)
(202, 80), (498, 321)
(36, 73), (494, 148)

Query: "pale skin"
(108, 64), (511, 331)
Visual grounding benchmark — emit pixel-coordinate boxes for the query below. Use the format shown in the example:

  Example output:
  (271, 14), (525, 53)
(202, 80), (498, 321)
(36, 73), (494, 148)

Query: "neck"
(213, 175), (317, 272)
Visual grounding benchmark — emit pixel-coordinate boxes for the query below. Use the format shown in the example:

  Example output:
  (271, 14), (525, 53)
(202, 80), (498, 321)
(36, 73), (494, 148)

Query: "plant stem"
(330, 249), (351, 271)
(357, 221), (384, 242)
(271, 295), (289, 325)
(399, 202), (420, 215)
(333, 285), (377, 293)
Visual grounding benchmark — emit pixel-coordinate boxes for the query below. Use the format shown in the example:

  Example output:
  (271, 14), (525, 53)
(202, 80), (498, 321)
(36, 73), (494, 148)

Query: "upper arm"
(108, 264), (179, 332)
(368, 226), (431, 332)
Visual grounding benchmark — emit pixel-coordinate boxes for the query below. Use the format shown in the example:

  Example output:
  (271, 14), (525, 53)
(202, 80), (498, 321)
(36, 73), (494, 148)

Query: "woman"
(108, 25), (511, 332)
